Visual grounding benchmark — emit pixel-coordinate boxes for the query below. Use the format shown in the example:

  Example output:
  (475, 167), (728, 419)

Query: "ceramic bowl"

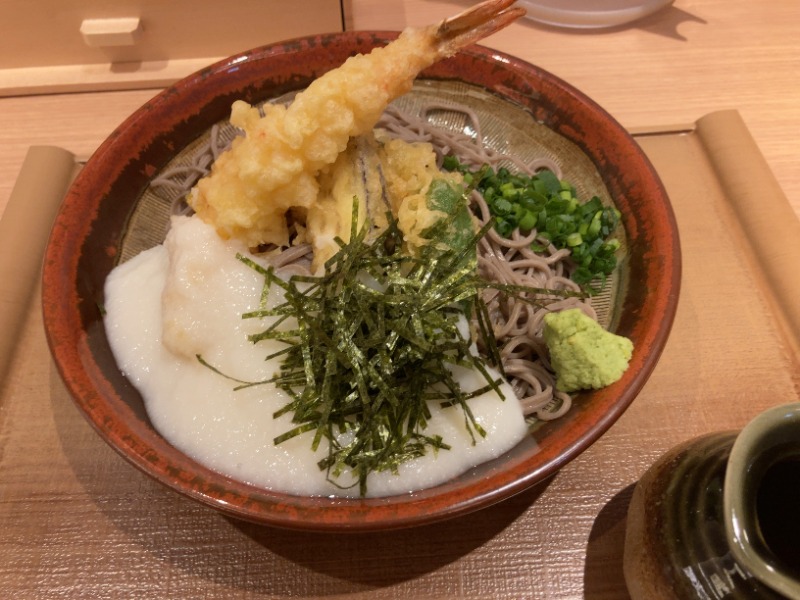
(42, 31), (680, 531)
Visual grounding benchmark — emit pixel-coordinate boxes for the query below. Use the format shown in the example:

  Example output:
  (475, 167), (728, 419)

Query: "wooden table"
(1, 1), (799, 598)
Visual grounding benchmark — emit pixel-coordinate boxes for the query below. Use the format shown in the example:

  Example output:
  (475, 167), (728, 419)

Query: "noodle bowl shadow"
(42, 31), (680, 531)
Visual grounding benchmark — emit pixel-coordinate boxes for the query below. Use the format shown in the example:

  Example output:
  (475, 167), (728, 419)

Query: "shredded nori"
(201, 199), (578, 495)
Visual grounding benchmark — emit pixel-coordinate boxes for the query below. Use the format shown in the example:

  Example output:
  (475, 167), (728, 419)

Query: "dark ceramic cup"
(724, 403), (800, 599)
(625, 403), (800, 599)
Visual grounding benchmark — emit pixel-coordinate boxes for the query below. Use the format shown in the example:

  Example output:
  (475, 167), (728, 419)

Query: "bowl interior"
(42, 31), (680, 531)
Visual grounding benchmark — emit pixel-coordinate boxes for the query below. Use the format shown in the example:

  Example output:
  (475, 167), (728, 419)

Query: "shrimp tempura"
(188, 0), (524, 251)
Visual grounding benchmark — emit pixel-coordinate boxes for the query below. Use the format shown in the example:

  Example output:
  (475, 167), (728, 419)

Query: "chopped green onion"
(443, 158), (622, 293)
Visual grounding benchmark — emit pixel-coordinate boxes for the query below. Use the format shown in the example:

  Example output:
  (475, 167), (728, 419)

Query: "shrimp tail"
(434, 0), (527, 57)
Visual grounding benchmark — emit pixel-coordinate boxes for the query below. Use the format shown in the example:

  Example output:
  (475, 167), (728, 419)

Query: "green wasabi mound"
(543, 308), (634, 392)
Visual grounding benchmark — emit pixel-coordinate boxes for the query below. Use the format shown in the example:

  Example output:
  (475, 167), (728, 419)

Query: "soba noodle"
(149, 101), (596, 421)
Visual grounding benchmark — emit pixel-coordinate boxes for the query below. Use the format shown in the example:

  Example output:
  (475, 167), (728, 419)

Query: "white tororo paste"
(103, 215), (528, 497)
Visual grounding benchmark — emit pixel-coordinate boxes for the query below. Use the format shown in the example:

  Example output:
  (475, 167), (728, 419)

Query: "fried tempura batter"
(188, 0), (524, 264)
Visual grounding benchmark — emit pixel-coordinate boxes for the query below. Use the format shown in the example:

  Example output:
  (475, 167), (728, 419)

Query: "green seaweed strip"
(200, 196), (578, 495)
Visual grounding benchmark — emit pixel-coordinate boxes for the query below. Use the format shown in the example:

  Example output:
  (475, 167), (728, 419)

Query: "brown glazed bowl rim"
(42, 31), (681, 531)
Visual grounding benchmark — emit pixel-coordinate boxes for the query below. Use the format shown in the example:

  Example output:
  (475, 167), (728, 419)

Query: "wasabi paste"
(543, 308), (633, 392)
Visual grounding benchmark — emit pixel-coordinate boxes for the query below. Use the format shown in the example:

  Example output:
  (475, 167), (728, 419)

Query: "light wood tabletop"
(1, 1), (799, 599)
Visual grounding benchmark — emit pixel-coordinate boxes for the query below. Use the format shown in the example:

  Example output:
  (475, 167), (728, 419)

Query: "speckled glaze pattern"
(624, 433), (787, 599)
(41, 32), (681, 530)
